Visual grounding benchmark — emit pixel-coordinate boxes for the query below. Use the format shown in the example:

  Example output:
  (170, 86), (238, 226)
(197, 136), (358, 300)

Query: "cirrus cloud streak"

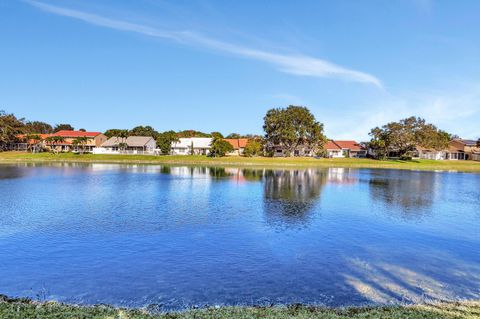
(25, 0), (382, 88)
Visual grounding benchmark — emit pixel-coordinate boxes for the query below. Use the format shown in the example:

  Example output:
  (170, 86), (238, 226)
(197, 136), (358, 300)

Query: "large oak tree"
(369, 116), (450, 159)
(263, 105), (326, 156)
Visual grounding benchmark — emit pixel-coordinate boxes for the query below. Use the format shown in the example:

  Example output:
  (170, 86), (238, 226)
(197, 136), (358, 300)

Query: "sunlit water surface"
(0, 163), (479, 309)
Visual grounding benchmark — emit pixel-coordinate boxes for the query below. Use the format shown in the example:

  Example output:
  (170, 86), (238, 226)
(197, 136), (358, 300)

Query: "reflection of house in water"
(263, 169), (328, 228)
(165, 166), (233, 179)
(327, 168), (359, 185)
(369, 171), (437, 219)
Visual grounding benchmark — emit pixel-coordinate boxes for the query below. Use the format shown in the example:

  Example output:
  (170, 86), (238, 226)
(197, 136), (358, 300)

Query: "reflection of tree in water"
(369, 171), (436, 219)
(167, 166), (232, 179)
(160, 166), (171, 175)
(208, 167), (232, 179)
(0, 166), (26, 180)
(263, 169), (327, 228)
(241, 168), (265, 182)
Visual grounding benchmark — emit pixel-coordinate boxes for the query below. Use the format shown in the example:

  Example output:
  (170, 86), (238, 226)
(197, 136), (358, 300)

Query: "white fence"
(92, 148), (160, 155)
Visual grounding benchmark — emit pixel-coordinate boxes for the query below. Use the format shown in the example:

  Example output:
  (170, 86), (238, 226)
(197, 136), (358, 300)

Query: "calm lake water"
(0, 163), (479, 309)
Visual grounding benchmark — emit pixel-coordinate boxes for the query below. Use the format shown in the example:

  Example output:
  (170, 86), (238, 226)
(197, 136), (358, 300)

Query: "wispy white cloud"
(25, 0), (382, 87)
(325, 84), (480, 140)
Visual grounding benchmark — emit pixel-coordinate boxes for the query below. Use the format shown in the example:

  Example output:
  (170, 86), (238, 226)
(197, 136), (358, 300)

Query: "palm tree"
(45, 136), (66, 153)
(72, 136), (88, 154)
(25, 134), (42, 153)
(118, 129), (129, 152)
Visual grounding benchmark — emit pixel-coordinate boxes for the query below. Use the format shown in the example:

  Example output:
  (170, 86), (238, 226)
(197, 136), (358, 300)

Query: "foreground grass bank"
(1, 297), (479, 319)
(1, 152), (480, 172)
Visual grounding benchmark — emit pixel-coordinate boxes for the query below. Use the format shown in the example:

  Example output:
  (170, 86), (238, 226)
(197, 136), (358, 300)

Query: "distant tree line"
(0, 110), (76, 151)
(2, 108), (465, 159)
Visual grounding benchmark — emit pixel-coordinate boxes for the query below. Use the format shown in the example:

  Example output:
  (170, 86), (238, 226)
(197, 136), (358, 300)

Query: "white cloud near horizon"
(25, 0), (382, 87)
(325, 84), (480, 141)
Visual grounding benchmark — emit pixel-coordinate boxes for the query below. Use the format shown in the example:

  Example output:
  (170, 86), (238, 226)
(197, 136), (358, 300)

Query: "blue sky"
(1, 0), (479, 140)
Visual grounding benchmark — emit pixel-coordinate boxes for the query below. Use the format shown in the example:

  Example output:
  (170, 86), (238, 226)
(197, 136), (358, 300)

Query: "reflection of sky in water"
(0, 163), (478, 309)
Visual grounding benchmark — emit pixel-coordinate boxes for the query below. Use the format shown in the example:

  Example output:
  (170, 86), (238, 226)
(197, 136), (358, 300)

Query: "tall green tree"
(72, 136), (88, 154)
(24, 134), (42, 153)
(209, 138), (234, 157)
(226, 133), (241, 139)
(0, 111), (25, 151)
(369, 116), (450, 160)
(243, 139), (263, 157)
(104, 129), (126, 138)
(53, 124), (74, 132)
(24, 121), (53, 134)
(210, 131), (224, 139)
(129, 125), (158, 138)
(156, 130), (179, 155)
(45, 136), (66, 153)
(177, 130), (210, 138)
(263, 105), (326, 156)
(117, 130), (129, 151)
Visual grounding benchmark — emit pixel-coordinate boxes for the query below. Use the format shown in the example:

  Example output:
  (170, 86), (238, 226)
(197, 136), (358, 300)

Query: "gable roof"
(333, 140), (364, 151)
(325, 140), (341, 150)
(102, 136), (154, 147)
(52, 130), (102, 138)
(224, 138), (249, 149)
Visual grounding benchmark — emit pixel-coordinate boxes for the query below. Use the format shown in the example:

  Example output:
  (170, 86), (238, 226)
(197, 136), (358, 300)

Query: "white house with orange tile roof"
(224, 138), (249, 155)
(332, 140), (367, 158)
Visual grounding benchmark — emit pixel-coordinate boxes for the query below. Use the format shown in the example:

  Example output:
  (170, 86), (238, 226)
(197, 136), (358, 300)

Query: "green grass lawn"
(1, 297), (479, 319)
(1, 151), (480, 172)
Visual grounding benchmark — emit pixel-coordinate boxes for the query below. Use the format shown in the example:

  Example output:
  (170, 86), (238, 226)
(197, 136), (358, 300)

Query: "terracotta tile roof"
(333, 140), (364, 151)
(325, 140), (341, 150)
(52, 130), (101, 137)
(16, 134), (50, 144)
(224, 138), (249, 149)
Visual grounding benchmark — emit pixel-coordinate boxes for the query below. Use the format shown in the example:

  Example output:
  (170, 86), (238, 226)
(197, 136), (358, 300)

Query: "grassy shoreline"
(0, 297), (479, 319)
(1, 151), (480, 172)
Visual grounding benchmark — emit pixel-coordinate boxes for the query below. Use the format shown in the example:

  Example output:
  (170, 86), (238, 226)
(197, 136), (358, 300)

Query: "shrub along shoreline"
(0, 296), (479, 319)
(1, 152), (480, 173)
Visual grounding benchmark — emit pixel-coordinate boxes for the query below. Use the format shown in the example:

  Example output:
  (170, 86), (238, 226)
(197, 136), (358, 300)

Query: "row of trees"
(2, 108), (471, 159)
(261, 106), (460, 159)
(0, 110), (79, 151)
(102, 125), (263, 156)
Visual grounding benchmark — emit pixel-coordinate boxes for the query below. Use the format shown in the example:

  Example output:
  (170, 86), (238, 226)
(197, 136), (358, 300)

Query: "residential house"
(45, 130), (107, 153)
(413, 146), (449, 160)
(270, 144), (315, 157)
(268, 139), (365, 158)
(324, 140), (344, 158)
(224, 138), (249, 156)
(170, 137), (213, 155)
(13, 134), (50, 152)
(94, 136), (157, 154)
(449, 139), (480, 161)
(333, 140), (367, 158)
